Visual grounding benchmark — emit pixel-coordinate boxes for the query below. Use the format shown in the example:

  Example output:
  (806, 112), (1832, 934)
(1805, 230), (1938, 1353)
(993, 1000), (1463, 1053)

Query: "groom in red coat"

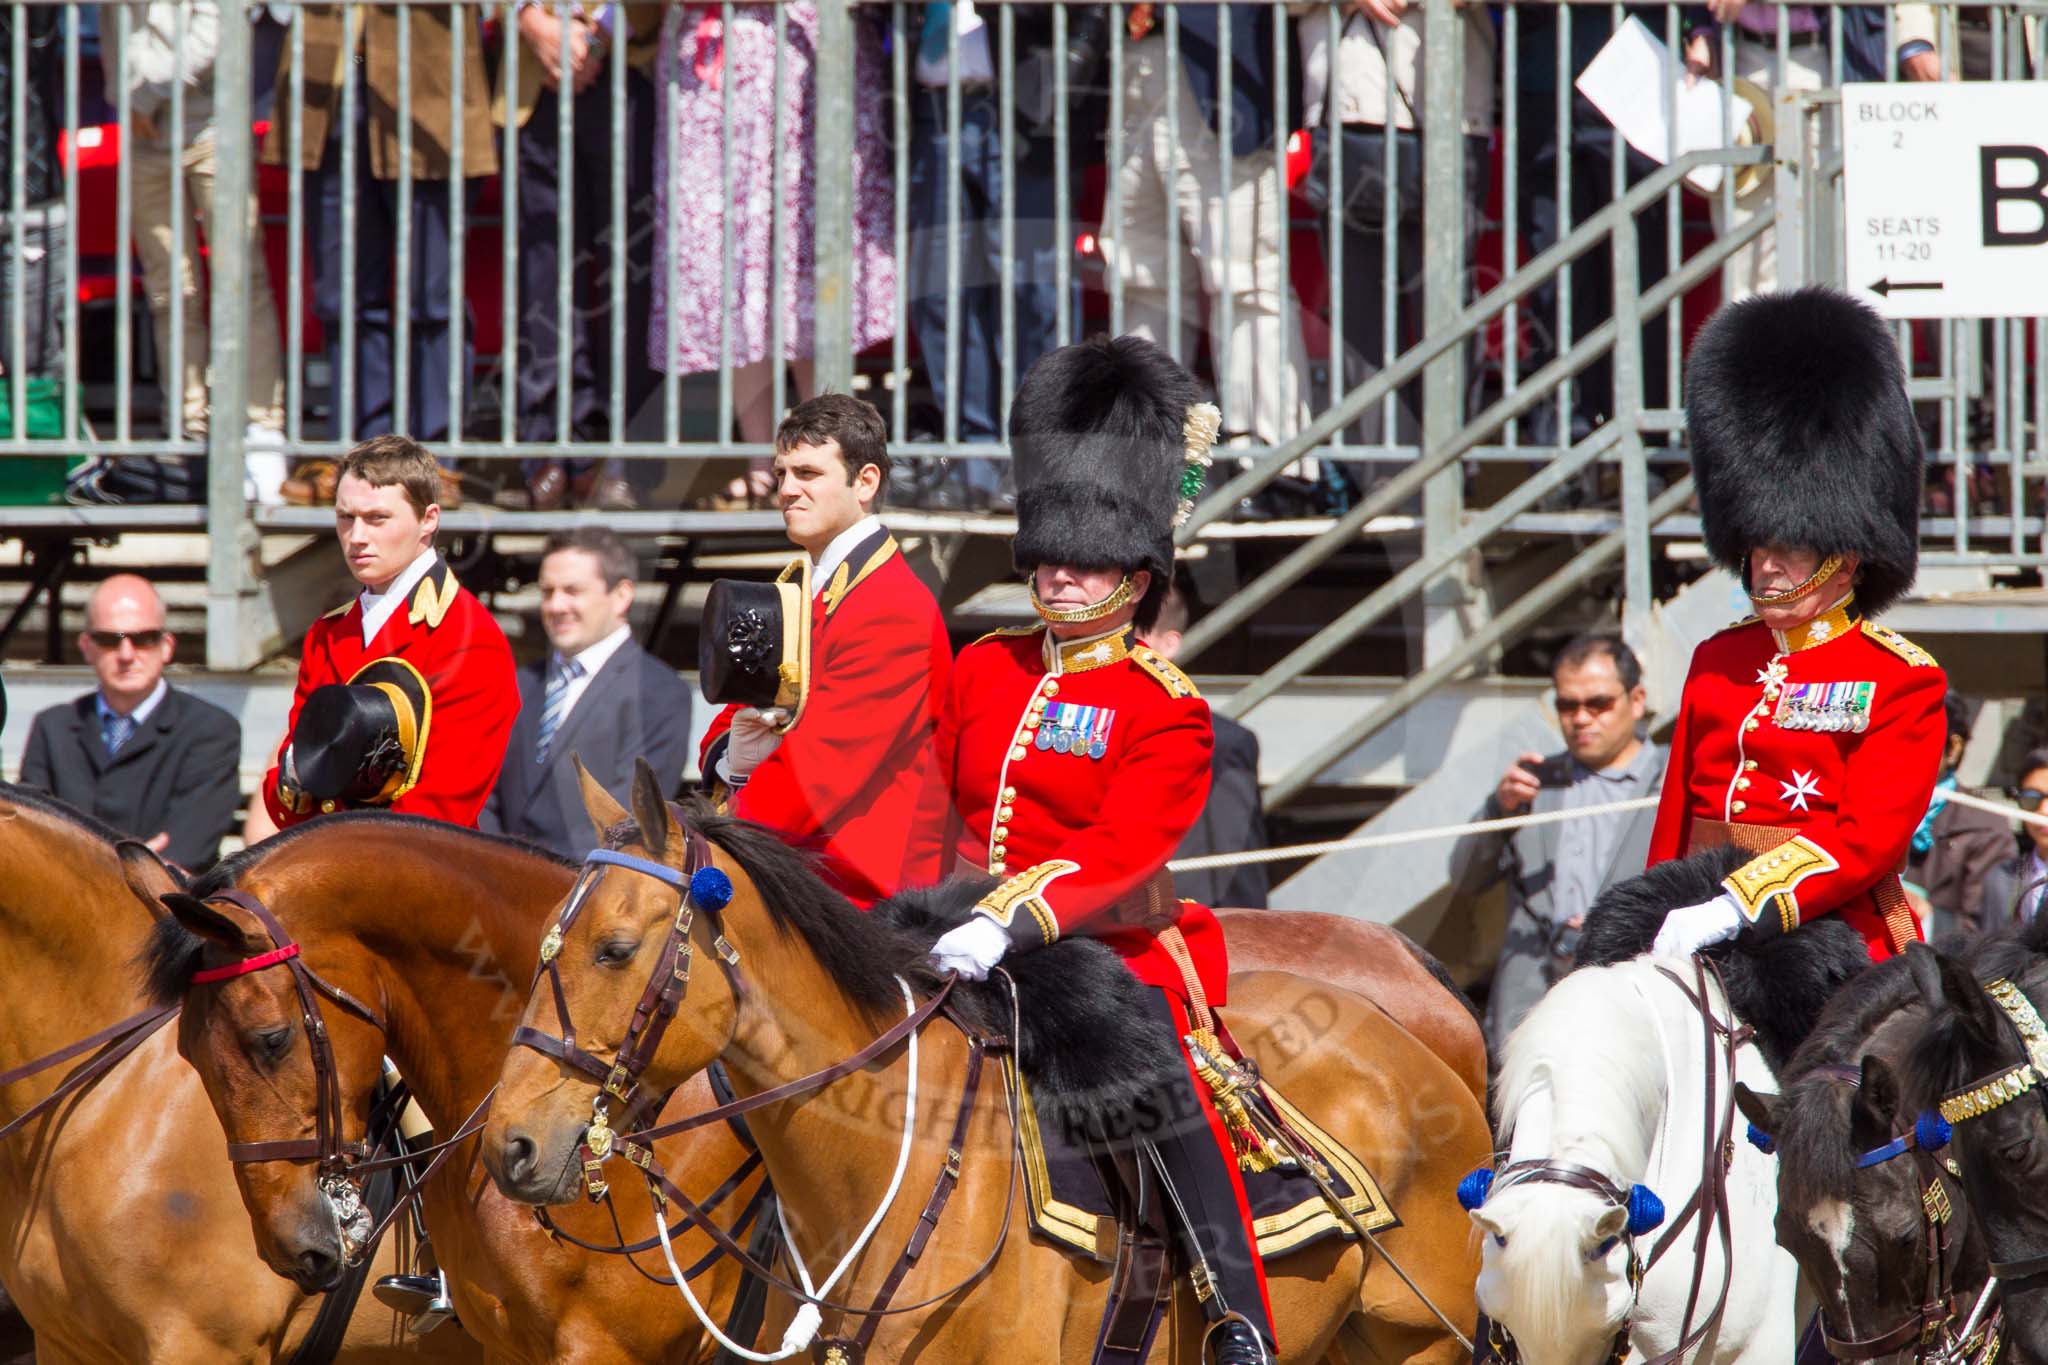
(698, 396), (952, 905)
(263, 436), (519, 829)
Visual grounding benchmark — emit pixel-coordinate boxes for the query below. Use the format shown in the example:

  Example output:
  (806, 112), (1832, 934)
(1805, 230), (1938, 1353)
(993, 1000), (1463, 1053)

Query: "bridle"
(183, 888), (496, 1266)
(1939, 975), (2048, 1292)
(505, 805), (1023, 1358)
(1467, 957), (1750, 1365)
(1766, 1063), (1986, 1363)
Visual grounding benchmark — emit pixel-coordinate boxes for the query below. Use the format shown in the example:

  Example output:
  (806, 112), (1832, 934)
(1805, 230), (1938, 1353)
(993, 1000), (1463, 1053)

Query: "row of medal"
(1037, 701), (1115, 759)
(1773, 680), (1876, 734)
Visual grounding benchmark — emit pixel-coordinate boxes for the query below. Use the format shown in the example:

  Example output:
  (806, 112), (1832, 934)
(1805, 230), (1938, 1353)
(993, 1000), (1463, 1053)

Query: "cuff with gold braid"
(971, 859), (1077, 952)
(1723, 836), (1839, 940)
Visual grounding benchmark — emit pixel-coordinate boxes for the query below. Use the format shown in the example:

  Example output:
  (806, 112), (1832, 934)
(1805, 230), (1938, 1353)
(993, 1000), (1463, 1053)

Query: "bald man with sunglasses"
(16, 573), (242, 871)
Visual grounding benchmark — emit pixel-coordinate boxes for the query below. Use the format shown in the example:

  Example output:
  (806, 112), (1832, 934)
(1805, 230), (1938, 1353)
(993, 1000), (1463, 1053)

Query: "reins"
(507, 807), (1026, 1355)
(0, 1002), (181, 1145)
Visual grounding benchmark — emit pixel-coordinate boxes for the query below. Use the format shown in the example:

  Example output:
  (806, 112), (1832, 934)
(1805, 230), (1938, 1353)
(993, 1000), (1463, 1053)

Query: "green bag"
(0, 377), (82, 506)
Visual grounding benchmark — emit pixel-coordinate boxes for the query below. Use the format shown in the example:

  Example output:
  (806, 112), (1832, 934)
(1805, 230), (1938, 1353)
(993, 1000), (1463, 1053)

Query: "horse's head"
(484, 760), (744, 1206)
(125, 840), (388, 1295)
(1738, 1049), (1978, 1362)
(1906, 937), (2048, 1360)
(1471, 1173), (1641, 1365)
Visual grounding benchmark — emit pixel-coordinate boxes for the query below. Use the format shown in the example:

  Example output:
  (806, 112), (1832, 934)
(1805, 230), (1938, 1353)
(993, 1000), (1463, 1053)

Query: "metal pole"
(813, 0), (856, 392)
(208, 0), (261, 669)
(1611, 206), (1651, 656)
(1419, 0), (1466, 668)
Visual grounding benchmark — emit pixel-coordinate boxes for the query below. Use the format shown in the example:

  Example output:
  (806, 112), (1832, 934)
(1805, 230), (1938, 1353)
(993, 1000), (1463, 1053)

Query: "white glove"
(1652, 894), (1746, 959)
(722, 707), (790, 785)
(928, 916), (1010, 981)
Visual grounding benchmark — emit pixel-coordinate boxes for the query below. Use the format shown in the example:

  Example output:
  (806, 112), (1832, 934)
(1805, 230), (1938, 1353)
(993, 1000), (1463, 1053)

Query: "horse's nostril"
(297, 1246), (340, 1289)
(502, 1131), (538, 1185)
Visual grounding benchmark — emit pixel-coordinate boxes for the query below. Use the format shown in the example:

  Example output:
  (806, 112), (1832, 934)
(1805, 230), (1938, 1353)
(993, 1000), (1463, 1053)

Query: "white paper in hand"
(1575, 16), (1738, 195)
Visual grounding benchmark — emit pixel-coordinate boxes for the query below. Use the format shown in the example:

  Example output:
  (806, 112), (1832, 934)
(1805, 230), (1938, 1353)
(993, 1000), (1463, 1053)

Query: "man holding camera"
(1450, 634), (1665, 1048)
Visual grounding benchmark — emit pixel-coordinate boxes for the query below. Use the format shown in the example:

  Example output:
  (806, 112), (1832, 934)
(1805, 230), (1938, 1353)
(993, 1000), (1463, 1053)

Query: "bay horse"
(0, 784), (476, 1363)
(1474, 958), (1805, 1365)
(482, 767), (1488, 1362)
(1732, 954), (1990, 1364)
(124, 806), (772, 1363)
(1903, 922), (2048, 1364)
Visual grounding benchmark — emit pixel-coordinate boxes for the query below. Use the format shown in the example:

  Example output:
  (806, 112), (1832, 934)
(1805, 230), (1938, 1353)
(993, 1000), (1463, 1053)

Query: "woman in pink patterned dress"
(651, 1), (898, 473)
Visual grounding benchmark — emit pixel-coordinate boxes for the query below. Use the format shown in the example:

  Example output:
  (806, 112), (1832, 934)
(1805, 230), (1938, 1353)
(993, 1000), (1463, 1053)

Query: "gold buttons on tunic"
(1010, 745), (1028, 761)
(990, 861), (1007, 874)
(1733, 800), (1748, 814)
(1003, 786), (1017, 801)
(1745, 720), (1760, 732)
(1744, 760), (1758, 772)
(1024, 715), (1041, 730)
(998, 805), (1015, 821)
(1737, 778), (1751, 790)
(1042, 679), (1060, 697)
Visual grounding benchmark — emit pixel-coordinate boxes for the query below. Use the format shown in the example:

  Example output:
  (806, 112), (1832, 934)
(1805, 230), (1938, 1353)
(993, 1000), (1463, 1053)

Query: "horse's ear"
(574, 756), (630, 844)
(1733, 1081), (1780, 1137)
(158, 892), (267, 955)
(1854, 1054), (1903, 1146)
(116, 839), (183, 918)
(1904, 941), (1946, 1009)
(630, 757), (671, 852)
(1933, 949), (2005, 1053)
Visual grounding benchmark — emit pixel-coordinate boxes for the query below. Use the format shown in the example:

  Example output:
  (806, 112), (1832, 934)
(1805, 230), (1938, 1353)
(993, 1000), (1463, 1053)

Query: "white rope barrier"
(1164, 786), (2048, 875)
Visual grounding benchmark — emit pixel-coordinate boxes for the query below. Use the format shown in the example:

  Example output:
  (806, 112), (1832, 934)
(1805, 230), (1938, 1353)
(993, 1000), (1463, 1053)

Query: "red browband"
(191, 942), (303, 984)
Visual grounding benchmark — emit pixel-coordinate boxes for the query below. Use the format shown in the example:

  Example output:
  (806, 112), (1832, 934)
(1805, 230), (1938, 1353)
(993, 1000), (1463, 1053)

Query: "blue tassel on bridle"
(1746, 1122), (1777, 1155)
(1624, 1183), (1665, 1237)
(1456, 1165), (1495, 1211)
(689, 866), (735, 911)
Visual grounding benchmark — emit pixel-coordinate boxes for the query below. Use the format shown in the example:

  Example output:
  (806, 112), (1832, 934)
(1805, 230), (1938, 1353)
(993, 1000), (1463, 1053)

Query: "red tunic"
(699, 531), (951, 906)
(1647, 598), (1945, 960)
(264, 555), (519, 829)
(905, 622), (1229, 1006)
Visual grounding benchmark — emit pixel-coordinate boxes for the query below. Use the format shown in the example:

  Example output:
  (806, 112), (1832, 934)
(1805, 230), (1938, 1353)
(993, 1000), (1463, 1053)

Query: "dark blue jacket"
(1175, 5), (1301, 159)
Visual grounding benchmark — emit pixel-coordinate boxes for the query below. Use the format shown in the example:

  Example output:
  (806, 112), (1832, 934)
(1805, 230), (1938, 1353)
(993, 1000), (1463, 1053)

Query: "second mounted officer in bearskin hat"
(1647, 286), (1945, 963)
(906, 335), (1277, 1363)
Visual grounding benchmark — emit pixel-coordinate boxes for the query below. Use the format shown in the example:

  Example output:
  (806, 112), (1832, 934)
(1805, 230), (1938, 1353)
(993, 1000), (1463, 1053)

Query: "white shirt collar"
(556, 623), (632, 680)
(97, 677), (169, 726)
(810, 515), (883, 598)
(358, 548), (440, 647)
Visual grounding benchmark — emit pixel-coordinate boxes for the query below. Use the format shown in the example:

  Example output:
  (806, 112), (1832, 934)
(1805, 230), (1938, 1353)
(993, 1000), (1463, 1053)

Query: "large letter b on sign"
(1982, 145), (2048, 247)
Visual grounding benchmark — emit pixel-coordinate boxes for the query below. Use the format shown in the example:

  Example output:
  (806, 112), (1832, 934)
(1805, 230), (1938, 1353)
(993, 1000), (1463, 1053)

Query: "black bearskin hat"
(1010, 335), (1209, 627)
(1685, 287), (1922, 614)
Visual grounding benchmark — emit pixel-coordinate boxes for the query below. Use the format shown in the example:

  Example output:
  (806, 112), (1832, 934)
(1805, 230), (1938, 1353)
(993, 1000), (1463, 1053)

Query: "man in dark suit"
(480, 527), (692, 859)
(17, 573), (241, 871)
(1147, 573), (1269, 909)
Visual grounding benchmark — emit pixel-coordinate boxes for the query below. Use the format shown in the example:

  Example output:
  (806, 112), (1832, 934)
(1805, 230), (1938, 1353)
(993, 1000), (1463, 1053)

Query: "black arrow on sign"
(1869, 278), (1943, 297)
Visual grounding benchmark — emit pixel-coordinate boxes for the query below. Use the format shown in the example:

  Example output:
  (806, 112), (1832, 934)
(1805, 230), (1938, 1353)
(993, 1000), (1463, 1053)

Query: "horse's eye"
(595, 940), (640, 968)
(2003, 1138), (2032, 1165)
(1493, 1233), (1506, 1249)
(1589, 1236), (1619, 1262)
(250, 1026), (292, 1062)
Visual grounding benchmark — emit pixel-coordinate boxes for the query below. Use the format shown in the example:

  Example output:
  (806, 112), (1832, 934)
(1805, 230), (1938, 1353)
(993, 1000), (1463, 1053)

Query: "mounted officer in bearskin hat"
(906, 335), (1275, 1364)
(1647, 286), (1945, 963)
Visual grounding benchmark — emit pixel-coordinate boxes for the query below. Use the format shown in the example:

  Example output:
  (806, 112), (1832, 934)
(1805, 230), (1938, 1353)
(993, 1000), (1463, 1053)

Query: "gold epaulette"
(1131, 644), (1201, 700)
(1864, 622), (1938, 668)
(321, 599), (354, 620)
(1712, 615), (1762, 638)
(971, 624), (1042, 648)
(408, 564), (460, 630)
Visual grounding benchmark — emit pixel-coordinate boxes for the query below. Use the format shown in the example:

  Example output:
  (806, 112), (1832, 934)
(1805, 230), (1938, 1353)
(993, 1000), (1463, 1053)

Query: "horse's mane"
(139, 810), (575, 1007)
(1903, 914), (2048, 1106)
(0, 780), (135, 849)
(1496, 959), (1668, 1179)
(1770, 955), (1923, 1205)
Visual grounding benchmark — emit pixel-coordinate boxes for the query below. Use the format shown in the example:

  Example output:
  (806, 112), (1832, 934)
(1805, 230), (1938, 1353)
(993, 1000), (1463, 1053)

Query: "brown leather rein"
(181, 887), (497, 1265)
(504, 806), (1024, 1353)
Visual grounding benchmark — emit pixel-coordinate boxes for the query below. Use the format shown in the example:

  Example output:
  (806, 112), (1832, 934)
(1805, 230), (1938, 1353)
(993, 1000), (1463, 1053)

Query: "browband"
(191, 941), (303, 984)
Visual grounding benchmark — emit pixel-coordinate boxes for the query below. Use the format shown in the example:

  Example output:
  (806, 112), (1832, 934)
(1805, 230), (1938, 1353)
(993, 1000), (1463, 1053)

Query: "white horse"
(1472, 957), (1809, 1365)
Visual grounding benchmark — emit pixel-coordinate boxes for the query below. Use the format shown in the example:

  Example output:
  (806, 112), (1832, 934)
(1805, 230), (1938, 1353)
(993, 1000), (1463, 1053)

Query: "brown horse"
(483, 771), (1487, 1362)
(0, 785), (476, 1363)
(123, 807), (775, 1363)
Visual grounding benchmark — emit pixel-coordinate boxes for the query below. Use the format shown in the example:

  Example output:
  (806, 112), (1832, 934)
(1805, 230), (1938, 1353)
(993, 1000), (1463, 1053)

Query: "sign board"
(1842, 81), (2048, 319)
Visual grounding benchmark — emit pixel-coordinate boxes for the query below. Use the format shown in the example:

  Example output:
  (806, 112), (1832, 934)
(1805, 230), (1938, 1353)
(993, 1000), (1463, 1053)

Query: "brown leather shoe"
(436, 465), (465, 510)
(525, 464), (567, 512)
(281, 459), (339, 506)
(587, 475), (638, 511)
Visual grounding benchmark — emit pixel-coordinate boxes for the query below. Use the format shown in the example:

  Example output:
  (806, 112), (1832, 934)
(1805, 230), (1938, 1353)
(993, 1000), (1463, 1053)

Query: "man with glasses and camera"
(16, 574), (242, 872)
(1977, 748), (2048, 932)
(1451, 634), (1665, 1048)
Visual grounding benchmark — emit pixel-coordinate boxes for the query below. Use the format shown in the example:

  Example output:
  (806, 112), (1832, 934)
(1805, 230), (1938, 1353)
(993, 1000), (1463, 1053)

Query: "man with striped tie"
(262, 435), (519, 829)
(481, 528), (693, 857)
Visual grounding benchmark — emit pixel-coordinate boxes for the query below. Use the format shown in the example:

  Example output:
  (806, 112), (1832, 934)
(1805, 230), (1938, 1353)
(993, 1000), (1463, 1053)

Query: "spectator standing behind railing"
(1448, 634), (1665, 1049)
(265, 4), (498, 451)
(1907, 691), (2023, 938)
(0, 7), (61, 391)
(901, 0), (1073, 511)
(1097, 2), (1311, 454)
(1684, 0), (1938, 300)
(1975, 748), (2048, 930)
(1294, 0), (1492, 476)
(650, 1), (897, 505)
(493, 3), (663, 514)
(110, 0), (289, 502)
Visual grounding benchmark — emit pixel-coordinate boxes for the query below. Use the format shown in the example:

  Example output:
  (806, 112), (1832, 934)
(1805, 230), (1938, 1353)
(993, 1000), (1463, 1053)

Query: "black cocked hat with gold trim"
(288, 657), (433, 809)
(1009, 335), (1217, 628)
(698, 557), (812, 729)
(1685, 287), (1923, 614)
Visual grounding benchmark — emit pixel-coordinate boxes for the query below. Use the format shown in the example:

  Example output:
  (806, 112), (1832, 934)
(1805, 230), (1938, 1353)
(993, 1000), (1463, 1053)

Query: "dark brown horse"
(124, 805), (767, 1363)
(484, 770), (1488, 1362)
(0, 785), (475, 1363)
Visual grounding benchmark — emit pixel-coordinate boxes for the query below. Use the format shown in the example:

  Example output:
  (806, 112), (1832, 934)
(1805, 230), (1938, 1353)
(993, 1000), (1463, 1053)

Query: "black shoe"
(1207, 1319), (1271, 1365)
